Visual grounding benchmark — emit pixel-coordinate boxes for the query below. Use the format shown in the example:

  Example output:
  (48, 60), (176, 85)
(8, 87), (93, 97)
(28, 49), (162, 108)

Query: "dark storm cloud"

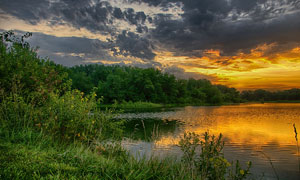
(28, 33), (107, 54)
(48, 0), (114, 33)
(4, 30), (156, 66)
(113, 30), (155, 60)
(124, 8), (147, 25)
(0, 0), (50, 25)
(22, 32), (112, 66)
(0, 0), (156, 60)
(1, 0), (300, 65)
(144, 0), (300, 57)
(113, 8), (124, 19)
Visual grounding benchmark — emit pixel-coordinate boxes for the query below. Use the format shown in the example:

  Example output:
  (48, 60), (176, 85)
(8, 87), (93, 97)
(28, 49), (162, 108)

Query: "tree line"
(241, 89), (300, 102)
(68, 64), (300, 104)
(1, 30), (298, 106)
(68, 64), (239, 104)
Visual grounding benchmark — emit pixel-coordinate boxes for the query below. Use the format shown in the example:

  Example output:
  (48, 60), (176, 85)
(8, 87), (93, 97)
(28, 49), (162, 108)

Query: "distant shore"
(98, 100), (300, 111)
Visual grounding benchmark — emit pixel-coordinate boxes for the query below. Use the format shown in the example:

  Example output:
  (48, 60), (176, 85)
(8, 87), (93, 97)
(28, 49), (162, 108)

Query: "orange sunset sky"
(1, 0), (300, 90)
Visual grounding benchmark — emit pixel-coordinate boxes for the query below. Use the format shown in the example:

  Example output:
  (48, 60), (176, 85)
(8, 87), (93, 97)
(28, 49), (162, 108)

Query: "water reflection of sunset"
(122, 103), (300, 179)
(153, 104), (300, 153)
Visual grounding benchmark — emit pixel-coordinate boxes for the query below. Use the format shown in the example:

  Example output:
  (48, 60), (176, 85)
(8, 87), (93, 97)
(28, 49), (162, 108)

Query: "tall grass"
(0, 31), (252, 179)
(0, 90), (123, 143)
(0, 128), (252, 180)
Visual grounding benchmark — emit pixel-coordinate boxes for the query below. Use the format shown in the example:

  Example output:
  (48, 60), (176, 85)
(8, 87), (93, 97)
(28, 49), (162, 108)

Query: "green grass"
(0, 129), (253, 180)
(99, 101), (164, 109)
(0, 129), (189, 180)
(98, 101), (236, 110)
(0, 129), (252, 180)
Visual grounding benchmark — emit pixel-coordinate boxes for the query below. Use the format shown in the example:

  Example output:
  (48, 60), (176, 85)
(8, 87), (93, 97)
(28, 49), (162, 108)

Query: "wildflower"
(240, 170), (245, 175)
(226, 161), (231, 167)
(35, 123), (41, 128)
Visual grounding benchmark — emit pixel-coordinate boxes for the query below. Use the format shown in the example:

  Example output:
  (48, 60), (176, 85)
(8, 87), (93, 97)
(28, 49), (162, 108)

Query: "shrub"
(179, 132), (251, 180)
(0, 93), (38, 130)
(41, 90), (123, 142)
(0, 31), (70, 106)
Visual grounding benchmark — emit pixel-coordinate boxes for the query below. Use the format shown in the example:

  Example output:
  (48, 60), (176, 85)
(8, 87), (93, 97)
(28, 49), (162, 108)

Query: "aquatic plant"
(293, 123), (300, 172)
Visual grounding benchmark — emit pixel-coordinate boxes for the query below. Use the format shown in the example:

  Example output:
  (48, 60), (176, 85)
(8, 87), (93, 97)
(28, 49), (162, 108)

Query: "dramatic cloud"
(1, 0), (300, 89)
(25, 31), (112, 66)
(0, 0), (156, 60)
(148, 0), (300, 57)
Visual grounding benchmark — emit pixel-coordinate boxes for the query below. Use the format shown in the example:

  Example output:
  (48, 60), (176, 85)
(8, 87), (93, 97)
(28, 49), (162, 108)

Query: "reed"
(260, 151), (279, 180)
(293, 123), (300, 172)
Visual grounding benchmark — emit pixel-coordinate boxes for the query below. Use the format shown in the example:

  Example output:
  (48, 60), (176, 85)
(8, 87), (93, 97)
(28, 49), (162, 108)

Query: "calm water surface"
(118, 103), (300, 180)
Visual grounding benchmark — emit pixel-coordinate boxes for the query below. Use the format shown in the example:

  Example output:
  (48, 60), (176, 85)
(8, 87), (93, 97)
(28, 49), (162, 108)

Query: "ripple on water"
(120, 103), (300, 180)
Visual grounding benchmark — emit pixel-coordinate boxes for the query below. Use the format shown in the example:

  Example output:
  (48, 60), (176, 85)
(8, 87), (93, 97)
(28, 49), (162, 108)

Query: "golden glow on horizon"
(155, 44), (300, 90)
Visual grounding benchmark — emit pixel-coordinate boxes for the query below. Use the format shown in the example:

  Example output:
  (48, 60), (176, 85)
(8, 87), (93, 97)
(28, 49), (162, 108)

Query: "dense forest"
(68, 65), (241, 105)
(68, 64), (300, 105)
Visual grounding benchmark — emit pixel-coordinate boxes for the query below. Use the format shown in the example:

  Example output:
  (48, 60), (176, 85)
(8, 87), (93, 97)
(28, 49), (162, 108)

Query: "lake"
(117, 103), (300, 180)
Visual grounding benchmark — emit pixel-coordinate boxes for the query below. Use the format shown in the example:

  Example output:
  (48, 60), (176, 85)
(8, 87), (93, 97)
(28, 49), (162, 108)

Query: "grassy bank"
(99, 101), (164, 109)
(0, 129), (184, 179)
(100, 100), (300, 111)
(0, 31), (252, 179)
(98, 101), (242, 111)
(0, 129), (177, 179)
(0, 129), (252, 180)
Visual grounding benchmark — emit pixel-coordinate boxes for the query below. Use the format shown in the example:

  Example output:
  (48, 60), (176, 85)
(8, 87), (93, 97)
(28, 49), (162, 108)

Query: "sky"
(1, 0), (300, 90)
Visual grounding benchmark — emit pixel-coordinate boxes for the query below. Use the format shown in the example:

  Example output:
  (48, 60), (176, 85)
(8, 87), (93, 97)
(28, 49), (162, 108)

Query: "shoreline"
(99, 101), (300, 111)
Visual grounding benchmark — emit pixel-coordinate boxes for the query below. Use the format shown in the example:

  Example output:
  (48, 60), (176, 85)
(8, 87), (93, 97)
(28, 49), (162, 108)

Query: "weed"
(179, 132), (251, 180)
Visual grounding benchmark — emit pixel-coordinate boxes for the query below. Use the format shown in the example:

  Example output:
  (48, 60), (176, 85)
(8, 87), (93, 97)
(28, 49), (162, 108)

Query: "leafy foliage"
(0, 31), (122, 143)
(0, 31), (70, 106)
(179, 132), (252, 180)
(69, 64), (241, 105)
(41, 90), (123, 141)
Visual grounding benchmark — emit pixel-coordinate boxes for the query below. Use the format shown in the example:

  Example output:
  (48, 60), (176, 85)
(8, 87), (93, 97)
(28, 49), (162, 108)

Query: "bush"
(179, 132), (251, 180)
(0, 31), (70, 106)
(0, 31), (123, 142)
(0, 93), (38, 131)
(41, 90), (124, 142)
(0, 90), (123, 143)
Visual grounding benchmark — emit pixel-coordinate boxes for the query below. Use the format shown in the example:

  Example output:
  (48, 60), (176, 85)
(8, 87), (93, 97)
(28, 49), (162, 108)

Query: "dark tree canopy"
(68, 64), (241, 104)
